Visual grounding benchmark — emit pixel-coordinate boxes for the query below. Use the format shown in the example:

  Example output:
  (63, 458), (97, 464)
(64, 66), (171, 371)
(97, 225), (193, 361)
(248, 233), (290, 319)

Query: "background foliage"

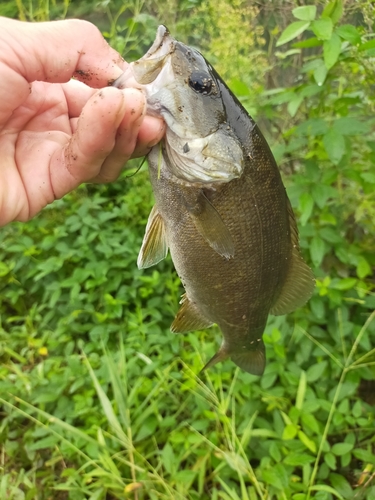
(0, 1), (374, 499)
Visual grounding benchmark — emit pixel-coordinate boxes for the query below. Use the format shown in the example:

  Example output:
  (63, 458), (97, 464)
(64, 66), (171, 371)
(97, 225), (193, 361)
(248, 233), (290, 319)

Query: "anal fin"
(137, 205), (168, 269)
(170, 294), (213, 333)
(184, 190), (234, 259)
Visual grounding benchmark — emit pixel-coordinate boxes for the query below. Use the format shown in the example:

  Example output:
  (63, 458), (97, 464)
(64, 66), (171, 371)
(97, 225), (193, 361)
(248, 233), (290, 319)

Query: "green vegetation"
(0, 0), (374, 499)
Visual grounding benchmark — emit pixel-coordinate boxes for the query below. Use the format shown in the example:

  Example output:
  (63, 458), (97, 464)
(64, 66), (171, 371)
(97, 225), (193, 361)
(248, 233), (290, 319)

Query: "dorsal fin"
(270, 200), (315, 315)
(137, 205), (168, 269)
(184, 190), (234, 259)
(170, 294), (213, 333)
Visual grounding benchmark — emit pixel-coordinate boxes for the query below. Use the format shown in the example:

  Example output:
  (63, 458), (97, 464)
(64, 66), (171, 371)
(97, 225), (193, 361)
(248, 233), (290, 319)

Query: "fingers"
(1, 18), (125, 88)
(49, 87), (164, 197)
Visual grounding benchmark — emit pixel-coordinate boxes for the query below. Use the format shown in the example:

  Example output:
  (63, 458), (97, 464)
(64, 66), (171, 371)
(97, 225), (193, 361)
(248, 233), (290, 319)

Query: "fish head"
(113, 25), (244, 185)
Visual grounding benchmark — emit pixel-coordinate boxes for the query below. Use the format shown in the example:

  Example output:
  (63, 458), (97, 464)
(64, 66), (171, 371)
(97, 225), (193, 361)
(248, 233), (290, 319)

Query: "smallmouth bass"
(114, 26), (315, 376)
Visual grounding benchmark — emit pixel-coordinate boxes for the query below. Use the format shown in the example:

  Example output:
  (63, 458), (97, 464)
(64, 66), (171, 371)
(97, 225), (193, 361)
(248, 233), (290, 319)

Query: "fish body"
(114, 26), (315, 375)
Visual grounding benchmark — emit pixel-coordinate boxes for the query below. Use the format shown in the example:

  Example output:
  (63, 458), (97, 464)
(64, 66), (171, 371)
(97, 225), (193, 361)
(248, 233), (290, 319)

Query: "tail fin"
(231, 348), (265, 376)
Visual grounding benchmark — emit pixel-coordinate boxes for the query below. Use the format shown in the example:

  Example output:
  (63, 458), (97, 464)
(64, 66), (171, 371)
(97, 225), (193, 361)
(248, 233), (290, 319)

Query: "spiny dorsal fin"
(184, 190), (234, 259)
(137, 205), (168, 269)
(170, 294), (213, 333)
(270, 199), (315, 315)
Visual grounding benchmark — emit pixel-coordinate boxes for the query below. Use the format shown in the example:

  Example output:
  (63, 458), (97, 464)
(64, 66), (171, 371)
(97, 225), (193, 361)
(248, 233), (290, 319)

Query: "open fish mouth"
(112, 26), (244, 185)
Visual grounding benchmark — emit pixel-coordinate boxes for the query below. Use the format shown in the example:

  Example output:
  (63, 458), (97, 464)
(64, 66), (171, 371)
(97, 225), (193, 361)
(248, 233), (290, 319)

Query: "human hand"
(0, 17), (165, 226)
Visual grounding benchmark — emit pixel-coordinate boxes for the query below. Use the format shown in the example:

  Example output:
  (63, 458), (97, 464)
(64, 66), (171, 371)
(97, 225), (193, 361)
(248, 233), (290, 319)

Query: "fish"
(114, 26), (315, 376)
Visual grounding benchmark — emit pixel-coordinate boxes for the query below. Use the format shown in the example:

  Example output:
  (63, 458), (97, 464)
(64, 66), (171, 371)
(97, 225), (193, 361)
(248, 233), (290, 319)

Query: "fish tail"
(231, 348), (265, 376)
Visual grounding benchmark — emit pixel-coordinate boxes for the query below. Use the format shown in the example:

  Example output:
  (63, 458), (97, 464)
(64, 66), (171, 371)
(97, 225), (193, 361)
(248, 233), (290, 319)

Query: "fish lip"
(145, 25), (171, 57)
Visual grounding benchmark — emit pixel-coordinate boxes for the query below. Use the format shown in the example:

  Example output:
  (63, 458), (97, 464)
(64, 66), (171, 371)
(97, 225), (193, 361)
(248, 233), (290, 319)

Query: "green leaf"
(276, 21), (311, 46)
(332, 278), (357, 291)
(293, 37), (322, 48)
(332, 117), (370, 135)
(298, 431), (317, 453)
(358, 39), (375, 51)
(162, 443), (176, 475)
(292, 6), (316, 21)
(329, 473), (353, 498)
(314, 63), (328, 86)
(331, 443), (354, 456)
(301, 413), (320, 434)
(323, 129), (345, 164)
(310, 484), (344, 499)
(299, 192), (314, 225)
(324, 452), (337, 470)
(322, 0), (343, 25)
(312, 185), (336, 209)
(357, 257), (371, 279)
(335, 25), (361, 45)
(287, 95), (304, 117)
(324, 33), (341, 69)
(282, 424), (298, 440)
(306, 361), (328, 383)
(0, 262), (10, 277)
(352, 449), (375, 464)
(284, 452), (314, 466)
(311, 19), (333, 40)
(262, 464), (288, 489)
(310, 236), (326, 267)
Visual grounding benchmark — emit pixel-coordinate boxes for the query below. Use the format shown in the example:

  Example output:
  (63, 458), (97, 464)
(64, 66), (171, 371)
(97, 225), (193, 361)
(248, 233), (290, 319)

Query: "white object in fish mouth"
(113, 26), (244, 185)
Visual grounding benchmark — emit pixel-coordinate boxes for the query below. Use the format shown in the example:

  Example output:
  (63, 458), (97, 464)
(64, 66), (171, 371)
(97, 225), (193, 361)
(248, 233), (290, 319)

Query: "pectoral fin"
(170, 294), (213, 333)
(270, 200), (315, 315)
(137, 205), (168, 269)
(184, 190), (234, 259)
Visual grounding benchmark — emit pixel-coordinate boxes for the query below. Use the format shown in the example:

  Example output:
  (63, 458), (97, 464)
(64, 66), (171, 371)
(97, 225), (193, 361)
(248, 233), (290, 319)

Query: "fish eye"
(188, 71), (213, 95)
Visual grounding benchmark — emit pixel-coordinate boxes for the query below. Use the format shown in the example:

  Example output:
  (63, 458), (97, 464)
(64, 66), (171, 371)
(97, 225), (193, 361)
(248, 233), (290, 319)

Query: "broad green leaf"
(311, 19), (333, 40)
(306, 361), (328, 383)
(0, 262), (10, 276)
(282, 424), (298, 440)
(262, 464), (288, 489)
(276, 21), (311, 46)
(352, 449), (375, 463)
(322, 0), (343, 24)
(314, 63), (328, 85)
(324, 33), (341, 69)
(335, 25), (361, 45)
(332, 278), (357, 290)
(357, 257), (371, 279)
(284, 453), (314, 466)
(296, 118), (328, 136)
(299, 192), (314, 225)
(332, 117), (370, 135)
(331, 443), (353, 456)
(287, 95), (303, 117)
(329, 473), (353, 498)
(323, 129), (345, 164)
(162, 443), (176, 475)
(324, 452), (337, 470)
(310, 236), (326, 267)
(358, 39), (375, 51)
(301, 413), (320, 434)
(312, 185), (336, 209)
(292, 6), (316, 21)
